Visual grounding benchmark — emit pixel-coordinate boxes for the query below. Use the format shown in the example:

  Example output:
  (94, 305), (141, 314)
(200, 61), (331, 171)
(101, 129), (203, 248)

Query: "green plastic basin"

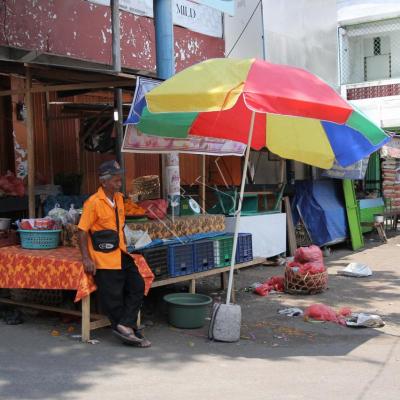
(163, 293), (212, 329)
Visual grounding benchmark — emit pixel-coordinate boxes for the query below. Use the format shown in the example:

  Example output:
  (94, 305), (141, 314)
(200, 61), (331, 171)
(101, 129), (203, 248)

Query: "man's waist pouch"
(90, 229), (119, 253)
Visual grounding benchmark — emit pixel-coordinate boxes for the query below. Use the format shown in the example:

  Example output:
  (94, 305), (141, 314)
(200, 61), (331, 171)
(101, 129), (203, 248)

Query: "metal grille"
(339, 17), (400, 85)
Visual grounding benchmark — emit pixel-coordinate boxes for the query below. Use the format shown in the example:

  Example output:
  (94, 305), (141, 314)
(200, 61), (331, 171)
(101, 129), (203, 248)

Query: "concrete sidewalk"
(0, 234), (399, 400)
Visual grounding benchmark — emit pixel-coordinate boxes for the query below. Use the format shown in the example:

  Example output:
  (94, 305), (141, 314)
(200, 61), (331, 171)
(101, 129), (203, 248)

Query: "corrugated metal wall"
(27, 89), (241, 196)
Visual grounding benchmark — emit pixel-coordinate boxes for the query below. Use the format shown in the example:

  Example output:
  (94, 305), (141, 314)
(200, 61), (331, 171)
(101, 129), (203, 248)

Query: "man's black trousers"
(95, 252), (145, 329)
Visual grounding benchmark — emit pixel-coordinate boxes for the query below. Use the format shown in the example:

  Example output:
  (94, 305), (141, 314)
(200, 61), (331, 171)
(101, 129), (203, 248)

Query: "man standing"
(78, 160), (154, 347)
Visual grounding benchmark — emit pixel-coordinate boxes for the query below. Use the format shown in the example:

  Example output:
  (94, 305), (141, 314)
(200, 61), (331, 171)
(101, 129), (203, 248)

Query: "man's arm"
(78, 229), (96, 275)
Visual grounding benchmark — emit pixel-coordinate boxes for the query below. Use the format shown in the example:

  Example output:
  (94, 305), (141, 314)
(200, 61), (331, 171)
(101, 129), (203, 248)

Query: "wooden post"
(81, 295), (91, 342)
(25, 68), (35, 218)
(201, 155), (206, 213)
(284, 196), (297, 256)
(44, 92), (54, 184)
(279, 159), (285, 185)
(189, 279), (196, 294)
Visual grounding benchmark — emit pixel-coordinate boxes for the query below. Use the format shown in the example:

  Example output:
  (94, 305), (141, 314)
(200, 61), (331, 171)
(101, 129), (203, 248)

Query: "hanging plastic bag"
(68, 204), (79, 225)
(48, 203), (70, 225)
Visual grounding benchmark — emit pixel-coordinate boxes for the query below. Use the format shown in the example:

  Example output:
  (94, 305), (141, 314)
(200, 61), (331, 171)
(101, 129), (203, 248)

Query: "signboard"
(123, 76), (246, 156)
(194, 0), (235, 15)
(321, 157), (370, 180)
(87, 0), (222, 37)
(122, 125), (246, 156)
(381, 137), (400, 159)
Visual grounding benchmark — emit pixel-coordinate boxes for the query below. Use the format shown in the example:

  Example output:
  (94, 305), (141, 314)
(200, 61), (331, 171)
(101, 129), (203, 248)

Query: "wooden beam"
(284, 196), (297, 256)
(25, 68), (35, 218)
(0, 78), (136, 97)
(151, 257), (265, 288)
(45, 92), (54, 184)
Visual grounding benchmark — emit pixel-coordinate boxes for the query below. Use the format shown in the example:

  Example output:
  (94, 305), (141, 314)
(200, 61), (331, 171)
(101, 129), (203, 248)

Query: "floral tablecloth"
(0, 246), (96, 302)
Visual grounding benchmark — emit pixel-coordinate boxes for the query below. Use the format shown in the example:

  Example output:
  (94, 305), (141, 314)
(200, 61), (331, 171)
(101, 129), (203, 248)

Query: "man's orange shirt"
(78, 187), (126, 270)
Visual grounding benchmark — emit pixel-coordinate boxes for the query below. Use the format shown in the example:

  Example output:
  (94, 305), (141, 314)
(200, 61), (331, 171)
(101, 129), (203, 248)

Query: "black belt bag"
(90, 206), (120, 253)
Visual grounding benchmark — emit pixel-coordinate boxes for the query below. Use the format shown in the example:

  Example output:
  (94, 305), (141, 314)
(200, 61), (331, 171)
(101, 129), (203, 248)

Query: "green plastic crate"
(213, 235), (233, 267)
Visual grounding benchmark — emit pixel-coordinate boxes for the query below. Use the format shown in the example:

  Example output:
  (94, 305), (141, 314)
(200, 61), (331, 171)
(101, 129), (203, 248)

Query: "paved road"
(1, 235), (399, 400)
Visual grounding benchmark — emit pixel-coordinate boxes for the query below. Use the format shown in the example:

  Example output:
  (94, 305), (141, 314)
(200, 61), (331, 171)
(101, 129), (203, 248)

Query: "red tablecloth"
(0, 246), (96, 302)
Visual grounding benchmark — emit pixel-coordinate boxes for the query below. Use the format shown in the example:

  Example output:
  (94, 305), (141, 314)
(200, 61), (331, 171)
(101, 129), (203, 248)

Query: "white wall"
(224, 0), (337, 183)
(262, 0), (338, 87)
(224, 0), (338, 86)
(224, 0), (264, 59)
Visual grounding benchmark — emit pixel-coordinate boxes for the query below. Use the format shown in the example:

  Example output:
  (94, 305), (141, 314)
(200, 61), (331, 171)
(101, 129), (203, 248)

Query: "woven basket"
(284, 266), (328, 295)
(132, 175), (160, 201)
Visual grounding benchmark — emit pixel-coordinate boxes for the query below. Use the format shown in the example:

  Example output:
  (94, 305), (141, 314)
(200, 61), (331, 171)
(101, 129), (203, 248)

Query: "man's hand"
(83, 256), (96, 276)
(78, 229), (96, 275)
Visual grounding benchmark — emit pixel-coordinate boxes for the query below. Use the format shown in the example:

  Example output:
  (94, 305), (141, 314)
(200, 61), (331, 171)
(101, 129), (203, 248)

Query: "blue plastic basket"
(236, 233), (253, 263)
(135, 246), (169, 279)
(193, 240), (215, 272)
(167, 243), (194, 277)
(18, 230), (61, 250)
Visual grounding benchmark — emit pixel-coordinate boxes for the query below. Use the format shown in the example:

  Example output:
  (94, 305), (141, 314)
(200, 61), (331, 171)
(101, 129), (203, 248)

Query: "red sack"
(304, 303), (350, 325)
(294, 245), (325, 272)
(295, 245), (323, 264)
(138, 199), (168, 220)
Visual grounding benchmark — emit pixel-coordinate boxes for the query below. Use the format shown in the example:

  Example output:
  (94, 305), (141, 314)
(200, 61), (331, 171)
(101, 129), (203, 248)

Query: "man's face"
(102, 175), (122, 194)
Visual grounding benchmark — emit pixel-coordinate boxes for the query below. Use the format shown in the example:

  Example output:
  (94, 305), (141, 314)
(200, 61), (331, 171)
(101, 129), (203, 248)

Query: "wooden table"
(0, 246), (106, 342)
(0, 245), (264, 341)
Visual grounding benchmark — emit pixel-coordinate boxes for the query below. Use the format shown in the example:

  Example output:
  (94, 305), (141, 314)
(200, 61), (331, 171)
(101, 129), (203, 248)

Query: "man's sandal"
(112, 324), (151, 347)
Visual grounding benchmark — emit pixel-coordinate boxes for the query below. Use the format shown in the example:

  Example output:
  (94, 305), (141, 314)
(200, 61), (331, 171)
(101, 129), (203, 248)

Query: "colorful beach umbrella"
(136, 58), (391, 305)
(138, 58), (390, 170)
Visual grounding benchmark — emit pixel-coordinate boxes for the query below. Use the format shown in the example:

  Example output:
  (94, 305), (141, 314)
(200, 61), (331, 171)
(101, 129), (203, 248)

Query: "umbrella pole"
(226, 110), (256, 305)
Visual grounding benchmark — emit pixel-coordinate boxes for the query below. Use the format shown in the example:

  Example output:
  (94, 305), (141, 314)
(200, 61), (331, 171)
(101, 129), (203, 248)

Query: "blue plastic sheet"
(292, 180), (348, 246)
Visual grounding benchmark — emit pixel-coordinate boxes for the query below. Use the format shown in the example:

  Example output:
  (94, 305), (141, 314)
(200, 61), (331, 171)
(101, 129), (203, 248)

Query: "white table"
(225, 213), (287, 258)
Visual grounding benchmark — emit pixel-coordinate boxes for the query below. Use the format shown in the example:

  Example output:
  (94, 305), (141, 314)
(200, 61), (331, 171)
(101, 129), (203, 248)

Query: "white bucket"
(374, 215), (384, 224)
(0, 218), (11, 230)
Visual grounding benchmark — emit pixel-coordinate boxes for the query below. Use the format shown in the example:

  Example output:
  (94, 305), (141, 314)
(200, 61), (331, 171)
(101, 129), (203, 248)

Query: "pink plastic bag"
(254, 276), (285, 296)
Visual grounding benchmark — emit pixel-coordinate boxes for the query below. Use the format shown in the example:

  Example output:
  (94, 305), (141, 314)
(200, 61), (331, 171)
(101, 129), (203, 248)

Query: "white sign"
(87, 0), (222, 37)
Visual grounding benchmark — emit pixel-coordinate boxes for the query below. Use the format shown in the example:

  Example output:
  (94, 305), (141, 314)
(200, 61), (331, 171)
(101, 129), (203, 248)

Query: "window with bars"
(339, 18), (400, 85)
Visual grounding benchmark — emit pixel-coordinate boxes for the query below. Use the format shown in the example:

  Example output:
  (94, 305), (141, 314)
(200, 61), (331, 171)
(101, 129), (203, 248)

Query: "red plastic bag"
(138, 199), (168, 220)
(304, 303), (350, 325)
(254, 276), (285, 296)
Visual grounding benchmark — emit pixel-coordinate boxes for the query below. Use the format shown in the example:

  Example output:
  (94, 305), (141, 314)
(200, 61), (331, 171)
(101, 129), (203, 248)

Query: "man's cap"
(98, 160), (124, 177)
